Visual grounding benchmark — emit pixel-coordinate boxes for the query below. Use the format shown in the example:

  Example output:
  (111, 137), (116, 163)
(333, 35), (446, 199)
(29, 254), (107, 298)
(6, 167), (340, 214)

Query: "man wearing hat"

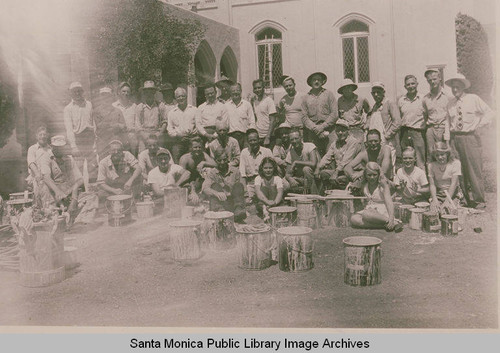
(272, 122), (292, 175)
(113, 82), (139, 155)
(397, 75), (426, 169)
(196, 83), (228, 141)
(277, 76), (305, 131)
(225, 82), (256, 150)
(94, 86), (127, 158)
(97, 140), (142, 199)
(250, 79), (278, 147)
(337, 78), (370, 142)
(216, 76), (234, 104)
(367, 82), (401, 173)
(301, 72), (337, 155)
(137, 134), (174, 182)
(136, 80), (161, 151)
(316, 119), (363, 191)
(148, 147), (191, 198)
(208, 118), (240, 167)
(422, 68), (451, 157)
(63, 81), (96, 174)
(445, 73), (494, 209)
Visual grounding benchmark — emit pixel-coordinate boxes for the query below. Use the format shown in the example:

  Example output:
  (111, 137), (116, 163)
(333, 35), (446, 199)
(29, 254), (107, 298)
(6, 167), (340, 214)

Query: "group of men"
(27, 68), (493, 226)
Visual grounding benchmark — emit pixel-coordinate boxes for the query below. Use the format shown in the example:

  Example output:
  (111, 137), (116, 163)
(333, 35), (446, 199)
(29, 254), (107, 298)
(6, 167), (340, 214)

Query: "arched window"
(341, 20), (370, 83)
(255, 27), (283, 89)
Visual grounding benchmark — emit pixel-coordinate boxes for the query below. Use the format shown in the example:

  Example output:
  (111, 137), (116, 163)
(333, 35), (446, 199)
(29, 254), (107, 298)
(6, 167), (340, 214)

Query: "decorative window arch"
(339, 18), (371, 83)
(250, 22), (286, 90)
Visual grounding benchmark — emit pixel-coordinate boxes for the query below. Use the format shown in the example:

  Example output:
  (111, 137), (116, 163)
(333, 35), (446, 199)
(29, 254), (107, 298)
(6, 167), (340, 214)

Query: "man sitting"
(207, 119), (240, 167)
(97, 140), (142, 199)
(137, 134), (173, 182)
(272, 122), (292, 177)
(202, 148), (246, 223)
(148, 148), (191, 198)
(316, 119), (363, 192)
(179, 137), (216, 204)
(285, 128), (319, 194)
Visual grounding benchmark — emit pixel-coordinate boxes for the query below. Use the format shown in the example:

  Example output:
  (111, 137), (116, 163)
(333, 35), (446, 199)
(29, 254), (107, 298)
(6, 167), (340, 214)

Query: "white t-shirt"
(147, 164), (185, 189)
(394, 166), (428, 202)
(253, 96), (277, 138)
(254, 175), (284, 189)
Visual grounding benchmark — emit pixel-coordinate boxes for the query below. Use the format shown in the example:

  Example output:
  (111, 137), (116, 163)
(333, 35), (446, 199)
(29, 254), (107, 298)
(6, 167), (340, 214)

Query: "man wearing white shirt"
(196, 84), (228, 141)
(148, 148), (191, 198)
(113, 81), (138, 155)
(250, 79), (277, 147)
(225, 83), (256, 150)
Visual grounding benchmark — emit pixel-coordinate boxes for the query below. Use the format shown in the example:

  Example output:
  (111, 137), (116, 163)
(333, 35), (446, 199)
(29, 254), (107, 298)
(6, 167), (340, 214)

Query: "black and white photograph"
(0, 0), (497, 334)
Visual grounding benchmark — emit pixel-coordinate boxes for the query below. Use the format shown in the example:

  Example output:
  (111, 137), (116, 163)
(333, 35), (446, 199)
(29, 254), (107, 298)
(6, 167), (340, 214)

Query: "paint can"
(343, 236), (382, 286)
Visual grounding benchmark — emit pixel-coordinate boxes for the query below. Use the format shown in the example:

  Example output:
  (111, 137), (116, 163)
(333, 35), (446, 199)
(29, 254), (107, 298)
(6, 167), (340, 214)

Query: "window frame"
(255, 27), (283, 91)
(340, 28), (370, 84)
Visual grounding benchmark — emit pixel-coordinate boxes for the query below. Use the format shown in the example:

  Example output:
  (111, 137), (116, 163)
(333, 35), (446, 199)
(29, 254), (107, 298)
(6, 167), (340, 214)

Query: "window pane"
(256, 27), (282, 41)
(257, 44), (267, 84)
(342, 37), (355, 81)
(271, 43), (283, 87)
(357, 36), (370, 82)
(341, 20), (369, 34)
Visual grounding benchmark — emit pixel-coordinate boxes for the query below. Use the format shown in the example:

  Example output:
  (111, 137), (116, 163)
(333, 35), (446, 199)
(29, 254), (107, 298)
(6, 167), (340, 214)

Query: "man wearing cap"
(273, 122), (292, 176)
(277, 76), (305, 130)
(196, 83), (228, 142)
(137, 134), (174, 182)
(301, 72), (337, 156)
(337, 78), (370, 143)
(167, 87), (199, 163)
(136, 80), (161, 151)
(97, 140), (142, 198)
(113, 82), (139, 155)
(148, 148), (191, 198)
(398, 75), (426, 169)
(367, 82), (401, 172)
(445, 73), (494, 209)
(250, 79), (278, 147)
(216, 76), (233, 104)
(316, 119), (363, 191)
(422, 69), (451, 157)
(225, 83), (256, 150)
(94, 87), (127, 158)
(285, 128), (319, 194)
(63, 81), (96, 174)
(208, 118), (240, 167)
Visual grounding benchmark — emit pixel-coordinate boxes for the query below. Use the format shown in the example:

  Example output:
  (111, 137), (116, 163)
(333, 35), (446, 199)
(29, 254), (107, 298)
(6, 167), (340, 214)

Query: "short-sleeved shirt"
(337, 94), (370, 127)
(239, 146), (273, 178)
(208, 137), (241, 166)
(197, 101), (228, 130)
(27, 143), (54, 176)
(63, 100), (94, 148)
(320, 135), (362, 172)
(136, 102), (160, 130)
(113, 100), (137, 130)
(252, 96), (277, 138)
(398, 93), (425, 129)
(285, 142), (317, 164)
(225, 99), (256, 133)
(278, 92), (305, 127)
(273, 144), (290, 164)
(255, 175), (283, 189)
(138, 149), (173, 178)
(147, 164), (185, 189)
(429, 159), (461, 193)
(202, 166), (241, 192)
(167, 105), (199, 137)
(423, 90), (450, 126)
(97, 151), (139, 185)
(394, 166), (428, 203)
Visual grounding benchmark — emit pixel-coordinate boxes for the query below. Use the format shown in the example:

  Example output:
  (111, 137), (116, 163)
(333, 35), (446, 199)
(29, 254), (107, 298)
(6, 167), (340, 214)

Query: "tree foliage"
(0, 52), (17, 149)
(455, 13), (494, 104)
(92, 0), (205, 89)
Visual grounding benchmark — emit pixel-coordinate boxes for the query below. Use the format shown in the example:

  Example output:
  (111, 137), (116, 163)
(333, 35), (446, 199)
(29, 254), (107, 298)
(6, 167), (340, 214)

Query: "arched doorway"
(194, 40), (216, 106)
(220, 46), (238, 84)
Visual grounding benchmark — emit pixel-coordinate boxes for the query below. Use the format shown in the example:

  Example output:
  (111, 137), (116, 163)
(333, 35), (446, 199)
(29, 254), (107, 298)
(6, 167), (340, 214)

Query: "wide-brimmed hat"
(424, 68), (440, 78)
(108, 139), (123, 147)
(337, 78), (358, 94)
(159, 82), (174, 91)
(140, 80), (159, 91)
(51, 135), (66, 147)
(335, 119), (350, 128)
(215, 75), (234, 88)
(69, 81), (83, 91)
(371, 82), (385, 91)
(445, 73), (471, 89)
(307, 72), (327, 86)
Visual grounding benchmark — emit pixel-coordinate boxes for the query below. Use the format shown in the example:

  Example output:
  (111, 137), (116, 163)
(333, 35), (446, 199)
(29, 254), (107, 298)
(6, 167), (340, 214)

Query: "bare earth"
(0, 194), (497, 329)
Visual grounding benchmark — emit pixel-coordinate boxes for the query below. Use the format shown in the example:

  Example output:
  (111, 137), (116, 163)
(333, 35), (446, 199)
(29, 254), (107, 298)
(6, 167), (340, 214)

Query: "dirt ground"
(0, 194), (497, 329)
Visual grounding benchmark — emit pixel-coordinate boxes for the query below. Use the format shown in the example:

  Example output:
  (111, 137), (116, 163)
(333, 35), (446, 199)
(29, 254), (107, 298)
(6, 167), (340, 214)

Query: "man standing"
(158, 82), (177, 144)
(285, 128), (319, 194)
(398, 75), (426, 169)
(113, 82), (138, 156)
(422, 69), (450, 157)
(316, 119), (363, 191)
(301, 72), (337, 155)
(277, 76), (305, 131)
(336, 78), (370, 142)
(27, 126), (55, 208)
(196, 83), (228, 142)
(367, 82), (401, 172)
(445, 73), (494, 209)
(250, 79), (277, 147)
(216, 76), (233, 104)
(225, 83), (256, 150)
(63, 81), (96, 174)
(148, 148), (191, 198)
(208, 119), (240, 167)
(136, 81), (161, 151)
(167, 87), (199, 163)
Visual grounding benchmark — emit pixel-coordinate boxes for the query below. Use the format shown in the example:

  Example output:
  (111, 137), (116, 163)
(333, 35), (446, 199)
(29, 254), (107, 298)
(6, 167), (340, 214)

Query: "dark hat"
(307, 72), (327, 87)
(118, 81), (131, 90)
(159, 82), (174, 91)
(215, 75), (234, 88)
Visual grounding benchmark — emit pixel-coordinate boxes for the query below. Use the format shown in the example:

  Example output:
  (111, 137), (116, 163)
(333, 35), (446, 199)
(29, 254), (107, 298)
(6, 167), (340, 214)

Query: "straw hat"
(337, 78), (358, 94)
(445, 73), (471, 89)
(307, 72), (327, 86)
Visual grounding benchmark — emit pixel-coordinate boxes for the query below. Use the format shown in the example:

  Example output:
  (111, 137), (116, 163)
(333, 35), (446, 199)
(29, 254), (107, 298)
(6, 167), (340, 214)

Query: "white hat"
(445, 73), (471, 89)
(99, 87), (113, 94)
(69, 81), (83, 90)
(337, 78), (358, 94)
(424, 68), (440, 77)
(140, 80), (159, 91)
(51, 135), (67, 147)
(371, 82), (385, 90)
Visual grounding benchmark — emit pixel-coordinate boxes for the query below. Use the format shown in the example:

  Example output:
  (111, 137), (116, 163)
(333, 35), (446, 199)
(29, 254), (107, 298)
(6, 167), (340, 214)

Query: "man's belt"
(451, 130), (475, 136)
(427, 122), (446, 128)
(402, 126), (425, 132)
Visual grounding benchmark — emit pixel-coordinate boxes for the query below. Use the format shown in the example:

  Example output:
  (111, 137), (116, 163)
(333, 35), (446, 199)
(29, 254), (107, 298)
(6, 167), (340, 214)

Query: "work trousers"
(400, 126), (426, 169)
(425, 125), (446, 158)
